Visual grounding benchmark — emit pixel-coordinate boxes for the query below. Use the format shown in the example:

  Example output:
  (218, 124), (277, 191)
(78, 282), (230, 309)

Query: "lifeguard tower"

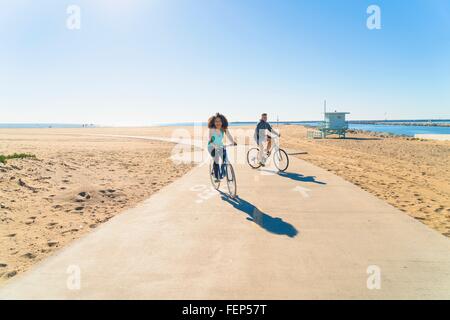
(318, 111), (350, 138)
(307, 101), (350, 139)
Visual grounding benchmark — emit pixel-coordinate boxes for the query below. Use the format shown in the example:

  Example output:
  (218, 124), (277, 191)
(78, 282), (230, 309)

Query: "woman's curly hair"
(208, 113), (229, 130)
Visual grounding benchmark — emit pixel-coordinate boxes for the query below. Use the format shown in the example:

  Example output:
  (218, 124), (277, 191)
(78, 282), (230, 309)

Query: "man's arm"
(268, 123), (280, 137)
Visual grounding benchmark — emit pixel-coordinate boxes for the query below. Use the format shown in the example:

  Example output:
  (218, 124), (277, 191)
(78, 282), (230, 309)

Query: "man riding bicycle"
(254, 113), (280, 166)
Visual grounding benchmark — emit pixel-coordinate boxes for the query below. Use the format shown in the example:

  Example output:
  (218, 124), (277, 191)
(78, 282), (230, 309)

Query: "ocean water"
(299, 121), (450, 136)
(165, 121), (450, 137)
(1, 121), (450, 137)
(348, 124), (450, 136)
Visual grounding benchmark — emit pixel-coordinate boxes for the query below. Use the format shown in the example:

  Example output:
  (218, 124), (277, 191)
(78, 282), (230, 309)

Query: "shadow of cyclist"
(277, 171), (326, 185)
(257, 169), (326, 185)
(220, 192), (298, 238)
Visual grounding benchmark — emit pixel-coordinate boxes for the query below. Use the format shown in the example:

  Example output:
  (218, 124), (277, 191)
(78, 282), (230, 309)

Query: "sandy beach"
(0, 129), (193, 282)
(280, 125), (450, 236)
(1, 125), (449, 282)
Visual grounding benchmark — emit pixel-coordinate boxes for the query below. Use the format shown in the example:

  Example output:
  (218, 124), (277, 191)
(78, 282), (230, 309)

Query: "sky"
(1, 0), (449, 125)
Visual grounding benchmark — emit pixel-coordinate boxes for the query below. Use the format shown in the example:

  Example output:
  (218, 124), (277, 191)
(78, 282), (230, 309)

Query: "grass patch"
(0, 153), (36, 164)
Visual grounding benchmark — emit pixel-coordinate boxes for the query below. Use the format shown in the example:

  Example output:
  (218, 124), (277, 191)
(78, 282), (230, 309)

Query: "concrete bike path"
(1, 138), (450, 299)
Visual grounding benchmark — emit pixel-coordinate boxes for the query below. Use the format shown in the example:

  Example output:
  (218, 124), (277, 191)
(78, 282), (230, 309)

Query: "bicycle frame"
(209, 144), (237, 197)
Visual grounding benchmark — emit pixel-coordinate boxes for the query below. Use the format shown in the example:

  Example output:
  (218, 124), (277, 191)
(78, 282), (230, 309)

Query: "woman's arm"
(225, 129), (237, 145)
(208, 129), (214, 145)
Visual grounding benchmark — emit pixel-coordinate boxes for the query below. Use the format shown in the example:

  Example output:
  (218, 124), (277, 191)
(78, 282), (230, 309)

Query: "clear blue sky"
(1, 0), (449, 125)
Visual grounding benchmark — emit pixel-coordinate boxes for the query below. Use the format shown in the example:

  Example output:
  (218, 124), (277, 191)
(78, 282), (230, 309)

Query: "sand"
(0, 130), (193, 282)
(1, 125), (449, 282)
(279, 125), (450, 237)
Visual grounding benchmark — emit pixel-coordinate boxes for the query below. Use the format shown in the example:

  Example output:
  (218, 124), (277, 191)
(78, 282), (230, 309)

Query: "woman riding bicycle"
(207, 113), (237, 183)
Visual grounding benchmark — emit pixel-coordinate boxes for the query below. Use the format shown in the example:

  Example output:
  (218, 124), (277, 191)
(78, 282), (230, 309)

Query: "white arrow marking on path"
(293, 186), (311, 198)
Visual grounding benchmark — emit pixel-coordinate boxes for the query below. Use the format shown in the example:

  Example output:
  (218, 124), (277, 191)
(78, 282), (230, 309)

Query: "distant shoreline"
(1, 119), (450, 130)
(348, 120), (450, 127)
(0, 123), (95, 129)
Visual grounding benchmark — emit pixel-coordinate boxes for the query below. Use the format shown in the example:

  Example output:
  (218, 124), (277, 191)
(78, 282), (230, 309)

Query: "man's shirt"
(254, 120), (273, 140)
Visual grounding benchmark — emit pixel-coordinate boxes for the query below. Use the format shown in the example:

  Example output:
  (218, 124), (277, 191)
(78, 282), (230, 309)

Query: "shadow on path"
(258, 169), (327, 185)
(220, 192), (298, 238)
(288, 151), (308, 155)
(277, 171), (326, 185)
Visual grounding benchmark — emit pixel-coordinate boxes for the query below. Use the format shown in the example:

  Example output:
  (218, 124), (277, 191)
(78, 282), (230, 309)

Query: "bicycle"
(209, 145), (237, 198)
(247, 138), (289, 172)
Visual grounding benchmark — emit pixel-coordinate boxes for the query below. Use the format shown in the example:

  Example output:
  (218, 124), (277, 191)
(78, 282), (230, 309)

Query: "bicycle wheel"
(274, 148), (289, 172)
(226, 163), (237, 198)
(247, 148), (262, 169)
(209, 160), (220, 190)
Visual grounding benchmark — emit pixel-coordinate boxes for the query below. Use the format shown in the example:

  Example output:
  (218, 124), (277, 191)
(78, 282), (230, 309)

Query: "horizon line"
(1, 118), (450, 128)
